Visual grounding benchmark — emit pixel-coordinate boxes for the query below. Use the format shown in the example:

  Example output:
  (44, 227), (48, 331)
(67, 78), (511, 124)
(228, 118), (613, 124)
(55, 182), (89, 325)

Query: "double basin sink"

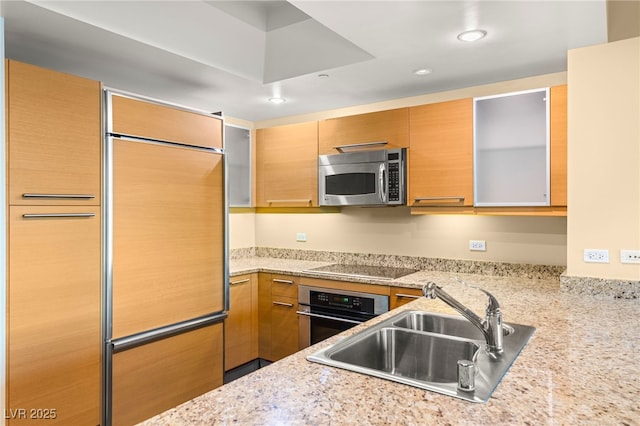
(307, 310), (535, 403)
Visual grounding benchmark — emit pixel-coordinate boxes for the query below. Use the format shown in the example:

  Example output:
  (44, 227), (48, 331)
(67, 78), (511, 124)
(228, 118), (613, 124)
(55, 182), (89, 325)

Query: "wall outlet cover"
(469, 240), (486, 251)
(583, 249), (610, 263)
(620, 250), (640, 264)
(296, 232), (307, 242)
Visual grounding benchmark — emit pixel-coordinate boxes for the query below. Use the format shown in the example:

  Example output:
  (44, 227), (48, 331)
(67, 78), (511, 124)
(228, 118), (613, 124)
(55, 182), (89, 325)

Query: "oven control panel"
(310, 290), (376, 314)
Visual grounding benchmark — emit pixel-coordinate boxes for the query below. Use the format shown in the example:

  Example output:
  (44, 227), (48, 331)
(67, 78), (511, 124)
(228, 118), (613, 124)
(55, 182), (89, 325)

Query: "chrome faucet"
(422, 280), (504, 355)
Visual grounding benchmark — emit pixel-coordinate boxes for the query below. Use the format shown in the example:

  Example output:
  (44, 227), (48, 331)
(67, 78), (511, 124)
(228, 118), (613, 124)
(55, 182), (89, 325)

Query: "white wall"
(567, 37), (640, 280)
(254, 208), (567, 265)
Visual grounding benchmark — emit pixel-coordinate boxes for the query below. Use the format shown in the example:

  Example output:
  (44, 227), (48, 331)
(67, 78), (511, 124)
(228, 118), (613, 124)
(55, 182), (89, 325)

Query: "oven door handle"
(296, 311), (364, 325)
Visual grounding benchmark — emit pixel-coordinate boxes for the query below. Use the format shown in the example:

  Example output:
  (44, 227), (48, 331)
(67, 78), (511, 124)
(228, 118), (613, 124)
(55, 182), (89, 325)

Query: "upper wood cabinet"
(408, 99), (474, 208)
(550, 85), (567, 207)
(256, 121), (318, 207)
(225, 274), (259, 371)
(318, 108), (409, 155)
(7, 60), (101, 206)
(8, 206), (101, 425)
(110, 93), (222, 149)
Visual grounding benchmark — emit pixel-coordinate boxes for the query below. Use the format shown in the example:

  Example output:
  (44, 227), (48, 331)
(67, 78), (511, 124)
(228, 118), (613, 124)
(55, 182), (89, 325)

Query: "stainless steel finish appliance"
(318, 148), (407, 206)
(297, 285), (389, 347)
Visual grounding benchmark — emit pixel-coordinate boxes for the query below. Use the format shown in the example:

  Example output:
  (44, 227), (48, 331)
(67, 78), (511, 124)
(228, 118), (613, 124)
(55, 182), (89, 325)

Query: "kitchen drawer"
(271, 274), (298, 298)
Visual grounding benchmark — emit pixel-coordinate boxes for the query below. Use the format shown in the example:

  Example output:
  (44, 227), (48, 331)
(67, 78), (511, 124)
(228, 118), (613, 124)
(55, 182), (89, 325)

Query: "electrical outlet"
(583, 249), (609, 263)
(296, 232), (307, 242)
(621, 250), (640, 264)
(469, 240), (486, 251)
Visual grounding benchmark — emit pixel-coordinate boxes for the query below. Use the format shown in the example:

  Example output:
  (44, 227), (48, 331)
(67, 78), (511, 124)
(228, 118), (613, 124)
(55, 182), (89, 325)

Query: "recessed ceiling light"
(268, 97), (286, 104)
(457, 29), (487, 42)
(414, 68), (433, 76)
(318, 73), (329, 78)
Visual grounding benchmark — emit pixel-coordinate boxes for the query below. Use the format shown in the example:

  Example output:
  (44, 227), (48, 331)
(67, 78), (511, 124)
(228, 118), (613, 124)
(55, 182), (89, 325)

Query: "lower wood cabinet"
(7, 206), (101, 425)
(112, 323), (223, 426)
(258, 273), (299, 362)
(389, 286), (423, 309)
(225, 274), (259, 371)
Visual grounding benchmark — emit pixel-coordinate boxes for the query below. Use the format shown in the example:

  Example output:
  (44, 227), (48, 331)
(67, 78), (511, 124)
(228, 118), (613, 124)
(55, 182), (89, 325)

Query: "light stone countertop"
(139, 257), (640, 425)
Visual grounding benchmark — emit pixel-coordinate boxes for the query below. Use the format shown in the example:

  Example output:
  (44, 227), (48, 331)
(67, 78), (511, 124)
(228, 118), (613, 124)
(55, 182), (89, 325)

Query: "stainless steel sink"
(329, 327), (480, 384)
(307, 310), (535, 403)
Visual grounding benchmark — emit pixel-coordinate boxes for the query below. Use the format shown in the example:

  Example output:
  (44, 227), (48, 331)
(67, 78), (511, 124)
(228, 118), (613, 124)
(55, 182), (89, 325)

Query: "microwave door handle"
(379, 163), (387, 203)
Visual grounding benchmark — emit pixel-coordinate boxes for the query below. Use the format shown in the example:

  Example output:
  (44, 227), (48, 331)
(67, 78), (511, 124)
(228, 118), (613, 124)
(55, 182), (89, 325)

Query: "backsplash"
(231, 247), (565, 280)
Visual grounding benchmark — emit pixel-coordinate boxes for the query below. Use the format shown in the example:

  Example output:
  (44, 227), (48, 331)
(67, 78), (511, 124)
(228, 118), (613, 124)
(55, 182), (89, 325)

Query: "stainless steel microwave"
(318, 148), (407, 206)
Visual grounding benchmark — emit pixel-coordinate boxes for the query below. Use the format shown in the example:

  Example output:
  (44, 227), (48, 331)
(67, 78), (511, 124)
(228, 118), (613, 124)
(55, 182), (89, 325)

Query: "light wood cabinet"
(550, 85), (568, 207)
(318, 108), (409, 155)
(112, 323), (223, 426)
(256, 122), (318, 207)
(408, 99), (474, 209)
(7, 60), (101, 206)
(110, 93), (222, 149)
(7, 206), (101, 425)
(389, 286), (423, 309)
(258, 274), (299, 362)
(111, 139), (225, 338)
(225, 274), (259, 371)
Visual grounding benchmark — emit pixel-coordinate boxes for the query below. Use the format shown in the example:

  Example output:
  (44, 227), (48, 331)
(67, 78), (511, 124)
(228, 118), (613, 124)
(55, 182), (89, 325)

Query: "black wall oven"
(297, 285), (389, 347)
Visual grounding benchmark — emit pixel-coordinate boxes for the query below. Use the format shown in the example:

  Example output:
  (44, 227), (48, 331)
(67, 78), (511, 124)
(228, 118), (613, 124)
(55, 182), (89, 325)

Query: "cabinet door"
(7, 60), (101, 206)
(550, 85), (568, 207)
(389, 286), (423, 309)
(112, 139), (224, 338)
(225, 274), (259, 371)
(256, 122), (318, 207)
(270, 296), (299, 361)
(474, 88), (549, 206)
(110, 93), (222, 149)
(318, 108), (409, 154)
(112, 323), (223, 426)
(257, 273), (273, 360)
(8, 206), (101, 425)
(409, 99), (473, 207)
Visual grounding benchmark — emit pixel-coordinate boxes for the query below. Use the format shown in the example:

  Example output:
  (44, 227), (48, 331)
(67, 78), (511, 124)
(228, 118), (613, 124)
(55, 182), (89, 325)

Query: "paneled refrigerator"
(103, 90), (228, 425)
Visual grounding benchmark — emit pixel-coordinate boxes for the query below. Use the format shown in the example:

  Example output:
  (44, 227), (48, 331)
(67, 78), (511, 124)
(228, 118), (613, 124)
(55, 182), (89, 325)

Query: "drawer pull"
(230, 278), (250, 286)
(273, 279), (294, 285)
(266, 199), (312, 205)
(413, 196), (465, 205)
(334, 141), (388, 153)
(273, 301), (294, 308)
(23, 193), (96, 199)
(394, 293), (422, 299)
(22, 213), (96, 219)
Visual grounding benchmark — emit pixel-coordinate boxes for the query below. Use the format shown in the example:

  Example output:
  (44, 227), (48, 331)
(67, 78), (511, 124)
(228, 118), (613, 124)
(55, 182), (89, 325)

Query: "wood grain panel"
(389, 286), (423, 309)
(270, 296), (299, 362)
(271, 274), (298, 298)
(258, 273), (273, 360)
(112, 139), (224, 338)
(111, 94), (222, 149)
(225, 274), (258, 371)
(550, 85), (568, 207)
(408, 99), (474, 207)
(299, 277), (390, 296)
(112, 324), (223, 426)
(255, 122), (318, 207)
(8, 206), (101, 425)
(318, 108), (409, 154)
(7, 60), (101, 205)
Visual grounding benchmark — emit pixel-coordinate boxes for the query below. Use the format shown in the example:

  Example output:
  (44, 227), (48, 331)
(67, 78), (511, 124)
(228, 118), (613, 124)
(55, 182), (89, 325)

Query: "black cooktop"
(305, 263), (419, 280)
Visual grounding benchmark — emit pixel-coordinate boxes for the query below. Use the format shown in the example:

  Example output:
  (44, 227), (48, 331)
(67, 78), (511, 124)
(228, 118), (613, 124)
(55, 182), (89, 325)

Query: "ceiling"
(1, 0), (608, 123)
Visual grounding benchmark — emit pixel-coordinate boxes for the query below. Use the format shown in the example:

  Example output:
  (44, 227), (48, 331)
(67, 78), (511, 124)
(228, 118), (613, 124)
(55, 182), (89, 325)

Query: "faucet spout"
(422, 281), (504, 355)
